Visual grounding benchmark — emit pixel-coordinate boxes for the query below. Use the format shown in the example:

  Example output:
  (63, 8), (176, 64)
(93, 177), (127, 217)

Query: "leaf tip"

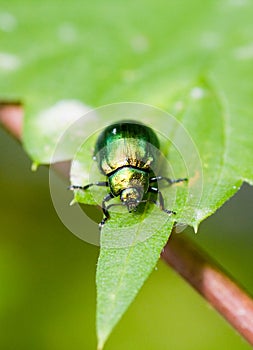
(97, 335), (106, 350)
(69, 198), (76, 206)
(193, 223), (199, 233)
(97, 321), (115, 350)
(31, 161), (39, 172)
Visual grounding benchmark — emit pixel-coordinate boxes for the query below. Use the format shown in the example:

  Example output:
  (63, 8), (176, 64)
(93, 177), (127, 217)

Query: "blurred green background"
(1, 122), (253, 349)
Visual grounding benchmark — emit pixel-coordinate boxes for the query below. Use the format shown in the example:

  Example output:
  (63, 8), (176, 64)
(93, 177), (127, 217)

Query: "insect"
(70, 121), (187, 228)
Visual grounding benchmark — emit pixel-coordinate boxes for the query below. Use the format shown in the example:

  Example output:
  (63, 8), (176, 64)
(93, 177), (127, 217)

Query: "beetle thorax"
(108, 166), (149, 211)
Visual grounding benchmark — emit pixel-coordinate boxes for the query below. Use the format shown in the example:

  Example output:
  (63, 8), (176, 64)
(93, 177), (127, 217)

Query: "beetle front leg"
(69, 181), (109, 191)
(149, 176), (188, 186)
(148, 186), (176, 215)
(99, 192), (114, 229)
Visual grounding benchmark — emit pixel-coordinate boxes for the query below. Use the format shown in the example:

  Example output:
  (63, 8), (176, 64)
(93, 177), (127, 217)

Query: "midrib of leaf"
(99, 203), (159, 305)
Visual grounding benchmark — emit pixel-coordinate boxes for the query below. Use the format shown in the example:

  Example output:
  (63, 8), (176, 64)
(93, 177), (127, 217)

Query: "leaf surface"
(1, 0), (253, 348)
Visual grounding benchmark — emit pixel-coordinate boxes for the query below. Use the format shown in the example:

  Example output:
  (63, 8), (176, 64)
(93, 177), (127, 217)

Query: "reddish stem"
(0, 101), (23, 140)
(162, 233), (253, 345)
(1, 102), (253, 346)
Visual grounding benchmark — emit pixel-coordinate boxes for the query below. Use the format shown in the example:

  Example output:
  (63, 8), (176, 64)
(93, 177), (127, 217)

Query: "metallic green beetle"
(70, 121), (187, 228)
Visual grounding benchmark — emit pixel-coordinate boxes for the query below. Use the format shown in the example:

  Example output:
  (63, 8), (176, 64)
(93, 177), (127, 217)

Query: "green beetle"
(70, 121), (187, 228)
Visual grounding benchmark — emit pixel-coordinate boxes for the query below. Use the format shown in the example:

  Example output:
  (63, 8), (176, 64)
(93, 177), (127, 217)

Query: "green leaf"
(2, 0), (253, 348)
(69, 106), (190, 349)
(96, 211), (174, 350)
(169, 78), (245, 231)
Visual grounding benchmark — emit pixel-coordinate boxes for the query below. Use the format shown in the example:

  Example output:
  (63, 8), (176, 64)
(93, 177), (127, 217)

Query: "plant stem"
(1, 102), (253, 346)
(162, 232), (253, 346)
(0, 101), (23, 140)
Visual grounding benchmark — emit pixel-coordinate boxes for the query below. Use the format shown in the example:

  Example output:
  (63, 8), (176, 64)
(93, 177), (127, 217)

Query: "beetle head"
(120, 187), (144, 212)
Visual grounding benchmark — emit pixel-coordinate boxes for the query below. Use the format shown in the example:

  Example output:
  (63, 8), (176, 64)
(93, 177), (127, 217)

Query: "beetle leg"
(99, 192), (114, 229)
(148, 186), (176, 215)
(149, 176), (188, 186)
(69, 181), (109, 191)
